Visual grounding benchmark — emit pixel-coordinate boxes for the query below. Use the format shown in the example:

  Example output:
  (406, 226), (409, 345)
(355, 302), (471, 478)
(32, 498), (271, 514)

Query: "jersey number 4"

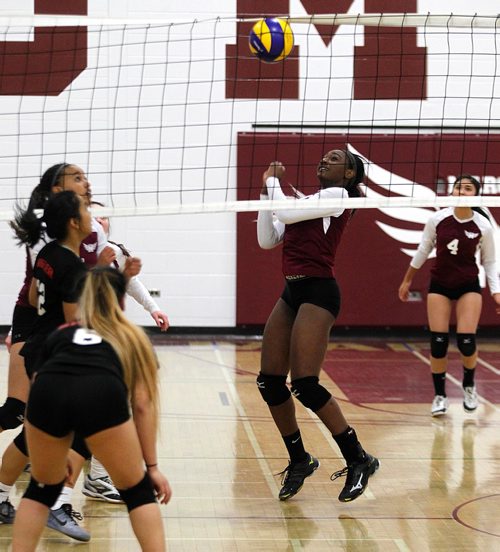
(447, 238), (459, 255)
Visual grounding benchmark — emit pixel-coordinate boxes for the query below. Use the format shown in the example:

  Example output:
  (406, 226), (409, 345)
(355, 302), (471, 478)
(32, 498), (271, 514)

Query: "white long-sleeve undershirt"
(257, 177), (348, 249)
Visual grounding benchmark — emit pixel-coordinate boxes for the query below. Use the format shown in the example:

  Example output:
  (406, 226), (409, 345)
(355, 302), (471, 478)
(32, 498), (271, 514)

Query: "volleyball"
(248, 17), (294, 63)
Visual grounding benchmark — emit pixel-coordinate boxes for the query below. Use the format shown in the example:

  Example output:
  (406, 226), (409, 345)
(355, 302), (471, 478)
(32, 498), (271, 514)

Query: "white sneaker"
(431, 395), (449, 417)
(82, 475), (123, 503)
(463, 386), (478, 412)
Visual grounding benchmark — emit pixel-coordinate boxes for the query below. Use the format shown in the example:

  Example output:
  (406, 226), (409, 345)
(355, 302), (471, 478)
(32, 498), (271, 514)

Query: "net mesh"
(1, 13), (500, 220)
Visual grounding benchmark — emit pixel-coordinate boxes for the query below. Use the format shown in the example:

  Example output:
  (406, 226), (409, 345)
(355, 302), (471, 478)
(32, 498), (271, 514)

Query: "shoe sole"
(46, 522), (91, 542)
(279, 460), (320, 501)
(338, 458), (380, 503)
(431, 410), (447, 417)
(81, 489), (124, 504)
(463, 405), (478, 413)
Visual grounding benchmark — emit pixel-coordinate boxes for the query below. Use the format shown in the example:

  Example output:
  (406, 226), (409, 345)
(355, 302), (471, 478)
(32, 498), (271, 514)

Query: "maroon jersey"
(282, 211), (351, 278)
(16, 246), (35, 308)
(411, 207), (499, 291)
(79, 230), (99, 266)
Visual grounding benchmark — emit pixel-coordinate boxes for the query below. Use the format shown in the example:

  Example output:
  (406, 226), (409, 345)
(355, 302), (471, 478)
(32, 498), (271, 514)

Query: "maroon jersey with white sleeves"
(411, 207), (500, 293)
(282, 212), (350, 277)
(257, 177), (351, 278)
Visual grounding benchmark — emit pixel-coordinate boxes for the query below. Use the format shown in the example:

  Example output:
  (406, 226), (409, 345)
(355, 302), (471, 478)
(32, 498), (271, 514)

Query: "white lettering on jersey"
(73, 328), (102, 346)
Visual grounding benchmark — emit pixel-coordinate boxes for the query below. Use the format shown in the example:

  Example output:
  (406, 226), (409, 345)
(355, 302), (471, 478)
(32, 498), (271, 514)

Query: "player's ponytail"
(344, 150), (365, 217)
(10, 163), (69, 247)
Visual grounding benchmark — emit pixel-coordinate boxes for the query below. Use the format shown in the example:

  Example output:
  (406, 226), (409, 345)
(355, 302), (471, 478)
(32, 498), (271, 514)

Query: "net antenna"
(1, 12), (500, 221)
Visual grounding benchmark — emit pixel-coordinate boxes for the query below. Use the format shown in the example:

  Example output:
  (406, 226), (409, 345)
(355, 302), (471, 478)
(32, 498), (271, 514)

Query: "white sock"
(0, 482), (12, 503)
(51, 486), (73, 511)
(90, 457), (109, 480)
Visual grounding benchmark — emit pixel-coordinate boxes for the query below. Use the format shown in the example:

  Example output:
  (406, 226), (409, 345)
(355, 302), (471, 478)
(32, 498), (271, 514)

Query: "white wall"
(0, 0), (499, 327)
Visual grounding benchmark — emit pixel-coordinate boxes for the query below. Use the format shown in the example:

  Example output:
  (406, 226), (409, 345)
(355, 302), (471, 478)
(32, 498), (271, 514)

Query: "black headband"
(345, 150), (357, 173)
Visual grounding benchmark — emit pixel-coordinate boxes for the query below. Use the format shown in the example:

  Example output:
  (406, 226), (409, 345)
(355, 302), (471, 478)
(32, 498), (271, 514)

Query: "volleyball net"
(1, 13), (500, 220)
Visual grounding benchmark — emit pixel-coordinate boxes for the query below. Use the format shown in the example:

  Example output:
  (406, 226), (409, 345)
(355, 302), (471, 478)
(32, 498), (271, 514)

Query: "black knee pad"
(24, 475), (65, 508)
(0, 397), (25, 430)
(256, 373), (291, 406)
(14, 427), (28, 456)
(430, 332), (449, 359)
(456, 333), (476, 357)
(71, 433), (91, 460)
(118, 472), (156, 512)
(291, 376), (331, 412)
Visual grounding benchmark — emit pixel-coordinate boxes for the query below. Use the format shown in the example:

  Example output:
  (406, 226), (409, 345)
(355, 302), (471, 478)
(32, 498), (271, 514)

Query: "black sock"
(282, 430), (307, 465)
(463, 367), (475, 388)
(333, 426), (365, 465)
(432, 372), (446, 396)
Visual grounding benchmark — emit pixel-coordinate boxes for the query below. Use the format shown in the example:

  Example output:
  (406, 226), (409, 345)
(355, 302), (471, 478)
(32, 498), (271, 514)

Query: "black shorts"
(428, 279), (482, 301)
(11, 305), (37, 344)
(20, 334), (46, 379)
(281, 277), (341, 318)
(26, 372), (131, 438)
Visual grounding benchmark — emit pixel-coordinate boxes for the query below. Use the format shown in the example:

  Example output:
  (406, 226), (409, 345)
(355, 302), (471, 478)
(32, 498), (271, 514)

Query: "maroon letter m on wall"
(226, 0), (426, 100)
(0, 0), (87, 96)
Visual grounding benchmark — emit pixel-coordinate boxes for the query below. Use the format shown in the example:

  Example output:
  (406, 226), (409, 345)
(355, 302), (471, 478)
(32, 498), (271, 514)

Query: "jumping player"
(256, 149), (379, 503)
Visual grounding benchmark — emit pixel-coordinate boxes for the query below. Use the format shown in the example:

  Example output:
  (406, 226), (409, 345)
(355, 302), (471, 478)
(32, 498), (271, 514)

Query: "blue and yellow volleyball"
(248, 17), (294, 63)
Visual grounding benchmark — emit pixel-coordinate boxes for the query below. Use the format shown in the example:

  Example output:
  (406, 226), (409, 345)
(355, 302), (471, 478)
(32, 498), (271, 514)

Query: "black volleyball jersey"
(37, 323), (124, 379)
(31, 241), (87, 337)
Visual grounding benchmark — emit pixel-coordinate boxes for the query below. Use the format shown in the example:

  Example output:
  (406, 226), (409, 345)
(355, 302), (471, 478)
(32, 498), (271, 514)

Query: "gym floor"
(0, 336), (499, 551)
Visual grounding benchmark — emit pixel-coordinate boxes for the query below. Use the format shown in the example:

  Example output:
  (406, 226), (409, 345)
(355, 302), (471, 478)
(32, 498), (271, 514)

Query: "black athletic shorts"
(11, 305), (37, 344)
(281, 277), (341, 318)
(428, 279), (482, 301)
(26, 372), (131, 438)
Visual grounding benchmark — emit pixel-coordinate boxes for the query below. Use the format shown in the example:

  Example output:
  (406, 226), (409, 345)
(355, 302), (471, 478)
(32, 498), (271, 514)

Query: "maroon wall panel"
(236, 132), (500, 327)
(0, 0), (88, 96)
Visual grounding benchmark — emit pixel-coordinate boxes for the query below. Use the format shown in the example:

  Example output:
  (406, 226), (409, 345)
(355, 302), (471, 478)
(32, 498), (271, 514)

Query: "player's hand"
(493, 293), (500, 314)
(262, 162), (285, 194)
(124, 256), (142, 278)
(398, 281), (411, 302)
(147, 466), (172, 505)
(4, 332), (12, 353)
(151, 311), (170, 331)
(97, 246), (117, 266)
(264, 161), (285, 181)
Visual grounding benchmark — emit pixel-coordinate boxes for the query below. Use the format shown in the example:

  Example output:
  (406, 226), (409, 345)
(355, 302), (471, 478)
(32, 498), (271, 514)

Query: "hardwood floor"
(0, 337), (498, 550)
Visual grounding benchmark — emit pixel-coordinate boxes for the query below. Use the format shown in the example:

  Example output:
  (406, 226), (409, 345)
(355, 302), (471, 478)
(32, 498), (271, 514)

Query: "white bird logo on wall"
(347, 144), (500, 287)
